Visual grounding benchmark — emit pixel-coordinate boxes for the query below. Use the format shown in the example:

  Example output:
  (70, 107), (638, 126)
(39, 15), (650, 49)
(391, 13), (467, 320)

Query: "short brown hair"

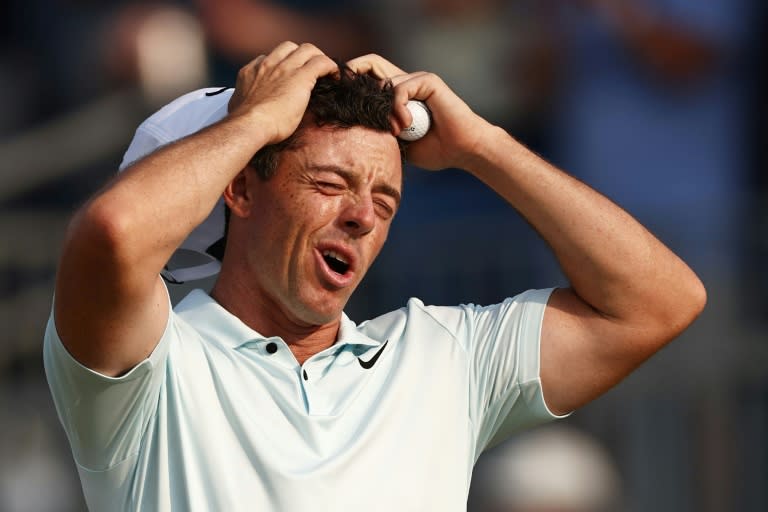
(248, 61), (406, 179)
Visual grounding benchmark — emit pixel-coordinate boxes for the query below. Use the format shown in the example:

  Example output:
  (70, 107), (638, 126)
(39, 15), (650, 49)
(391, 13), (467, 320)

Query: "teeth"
(322, 250), (348, 264)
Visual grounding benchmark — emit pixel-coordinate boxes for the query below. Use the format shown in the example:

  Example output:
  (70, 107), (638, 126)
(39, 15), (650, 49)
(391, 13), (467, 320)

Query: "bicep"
(539, 287), (659, 415)
(54, 214), (170, 378)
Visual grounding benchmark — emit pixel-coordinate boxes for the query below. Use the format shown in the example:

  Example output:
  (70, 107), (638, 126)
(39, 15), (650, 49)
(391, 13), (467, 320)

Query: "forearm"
(81, 110), (268, 275)
(464, 126), (703, 328)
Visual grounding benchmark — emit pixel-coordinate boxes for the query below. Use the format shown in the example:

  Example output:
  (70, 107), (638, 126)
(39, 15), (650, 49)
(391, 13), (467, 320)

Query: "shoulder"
(357, 290), (553, 350)
(358, 298), (458, 341)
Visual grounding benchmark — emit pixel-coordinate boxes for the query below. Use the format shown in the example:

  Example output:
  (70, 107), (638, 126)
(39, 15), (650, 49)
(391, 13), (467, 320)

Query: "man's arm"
(347, 55), (706, 416)
(54, 42), (338, 377)
(462, 132), (706, 415)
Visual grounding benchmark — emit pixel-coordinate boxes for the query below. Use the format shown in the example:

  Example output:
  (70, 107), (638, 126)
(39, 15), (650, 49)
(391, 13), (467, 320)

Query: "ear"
(223, 167), (254, 218)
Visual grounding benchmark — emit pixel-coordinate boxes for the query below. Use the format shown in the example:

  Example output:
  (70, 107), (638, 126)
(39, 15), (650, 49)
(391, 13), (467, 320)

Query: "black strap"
(205, 87), (231, 97)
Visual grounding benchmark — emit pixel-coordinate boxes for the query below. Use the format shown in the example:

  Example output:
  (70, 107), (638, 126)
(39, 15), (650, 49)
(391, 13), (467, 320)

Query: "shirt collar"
(174, 289), (382, 349)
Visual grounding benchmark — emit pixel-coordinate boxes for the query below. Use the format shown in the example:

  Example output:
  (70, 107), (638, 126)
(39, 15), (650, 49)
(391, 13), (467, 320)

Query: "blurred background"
(1, 0), (766, 510)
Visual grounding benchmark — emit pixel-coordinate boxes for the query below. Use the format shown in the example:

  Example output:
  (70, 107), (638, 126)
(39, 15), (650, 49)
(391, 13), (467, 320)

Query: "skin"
(54, 42), (705, 418)
(212, 125), (402, 363)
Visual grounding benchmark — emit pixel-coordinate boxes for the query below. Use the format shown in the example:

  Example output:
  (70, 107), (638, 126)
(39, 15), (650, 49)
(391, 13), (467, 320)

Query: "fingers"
(347, 54), (406, 80)
(229, 55), (265, 113)
(243, 42), (337, 79)
(348, 54), (435, 134)
(384, 72), (437, 133)
(260, 40), (300, 69)
(234, 54), (266, 83)
(278, 42), (331, 72)
(228, 42), (341, 143)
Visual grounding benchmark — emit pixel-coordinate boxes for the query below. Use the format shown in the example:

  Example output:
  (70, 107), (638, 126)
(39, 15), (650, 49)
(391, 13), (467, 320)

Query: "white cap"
(119, 87), (234, 282)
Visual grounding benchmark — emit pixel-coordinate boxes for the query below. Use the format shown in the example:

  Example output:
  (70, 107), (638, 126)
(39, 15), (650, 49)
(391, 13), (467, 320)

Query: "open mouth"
(322, 250), (350, 275)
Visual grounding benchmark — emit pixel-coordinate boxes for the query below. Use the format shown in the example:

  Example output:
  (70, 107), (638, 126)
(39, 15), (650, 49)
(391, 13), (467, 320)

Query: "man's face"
(243, 125), (402, 327)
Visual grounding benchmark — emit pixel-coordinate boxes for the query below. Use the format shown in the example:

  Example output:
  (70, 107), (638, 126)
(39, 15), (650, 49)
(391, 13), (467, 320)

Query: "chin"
(296, 298), (347, 326)
(289, 283), (356, 326)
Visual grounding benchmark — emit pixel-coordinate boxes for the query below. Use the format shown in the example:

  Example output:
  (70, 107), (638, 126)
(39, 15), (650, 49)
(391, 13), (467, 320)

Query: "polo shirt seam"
(517, 377), (540, 408)
(71, 290), (173, 473)
(412, 300), (479, 449)
(412, 300), (475, 412)
(483, 289), (552, 412)
(73, 451), (140, 474)
(483, 374), (526, 428)
(410, 300), (467, 354)
(139, 122), (172, 145)
(65, 340), (170, 473)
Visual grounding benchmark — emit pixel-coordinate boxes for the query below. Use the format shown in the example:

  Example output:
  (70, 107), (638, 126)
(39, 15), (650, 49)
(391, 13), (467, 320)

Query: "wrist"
(460, 124), (521, 178)
(223, 108), (276, 154)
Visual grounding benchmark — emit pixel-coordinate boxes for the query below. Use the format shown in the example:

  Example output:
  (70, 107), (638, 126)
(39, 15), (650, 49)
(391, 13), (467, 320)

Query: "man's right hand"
(227, 41), (338, 145)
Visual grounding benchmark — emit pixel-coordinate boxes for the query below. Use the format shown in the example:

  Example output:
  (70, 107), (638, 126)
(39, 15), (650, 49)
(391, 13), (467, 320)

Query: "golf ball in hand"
(399, 100), (431, 141)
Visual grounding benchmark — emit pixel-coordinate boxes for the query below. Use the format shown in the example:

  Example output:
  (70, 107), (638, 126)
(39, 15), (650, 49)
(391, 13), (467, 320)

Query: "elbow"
(678, 271), (707, 329)
(63, 197), (137, 268)
(655, 272), (707, 344)
(688, 274), (708, 321)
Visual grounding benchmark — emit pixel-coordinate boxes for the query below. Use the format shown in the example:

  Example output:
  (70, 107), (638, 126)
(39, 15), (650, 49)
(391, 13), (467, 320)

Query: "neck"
(211, 268), (339, 365)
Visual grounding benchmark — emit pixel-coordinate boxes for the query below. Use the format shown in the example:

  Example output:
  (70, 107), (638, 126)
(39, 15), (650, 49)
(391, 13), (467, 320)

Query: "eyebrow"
(309, 165), (402, 206)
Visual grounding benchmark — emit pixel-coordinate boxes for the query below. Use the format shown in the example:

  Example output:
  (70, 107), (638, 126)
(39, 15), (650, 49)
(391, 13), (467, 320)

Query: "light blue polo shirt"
(44, 286), (564, 511)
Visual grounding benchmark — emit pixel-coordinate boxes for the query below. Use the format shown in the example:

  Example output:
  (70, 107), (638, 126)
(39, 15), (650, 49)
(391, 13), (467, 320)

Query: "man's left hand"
(346, 54), (497, 172)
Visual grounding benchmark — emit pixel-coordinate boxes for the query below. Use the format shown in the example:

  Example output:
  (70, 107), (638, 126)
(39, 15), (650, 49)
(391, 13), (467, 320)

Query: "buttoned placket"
(238, 333), (385, 416)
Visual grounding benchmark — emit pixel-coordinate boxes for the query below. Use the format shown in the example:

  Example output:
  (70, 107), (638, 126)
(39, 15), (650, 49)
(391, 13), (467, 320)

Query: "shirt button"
(303, 369), (309, 381)
(266, 342), (278, 354)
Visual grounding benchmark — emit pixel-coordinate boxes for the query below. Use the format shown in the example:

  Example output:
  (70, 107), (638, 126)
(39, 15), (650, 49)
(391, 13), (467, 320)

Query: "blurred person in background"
(546, 0), (758, 286)
(0, 0), (206, 128)
(195, 0), (379, 85)
(0, 0), (208, 209)
(369, 0), (555, 147)
(468, 425), (623, 512)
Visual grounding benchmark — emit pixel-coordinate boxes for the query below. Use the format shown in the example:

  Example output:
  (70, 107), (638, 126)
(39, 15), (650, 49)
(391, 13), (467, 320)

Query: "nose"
(339, 195), (375, 237)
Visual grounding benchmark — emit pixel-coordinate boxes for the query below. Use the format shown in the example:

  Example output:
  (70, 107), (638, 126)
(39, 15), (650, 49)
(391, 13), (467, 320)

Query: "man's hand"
(346, 54), (496, 172)
(228, 41), (339, 145)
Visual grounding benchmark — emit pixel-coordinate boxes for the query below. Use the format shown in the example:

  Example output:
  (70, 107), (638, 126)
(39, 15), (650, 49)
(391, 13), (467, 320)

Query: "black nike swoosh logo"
(358, 340), (388, 369)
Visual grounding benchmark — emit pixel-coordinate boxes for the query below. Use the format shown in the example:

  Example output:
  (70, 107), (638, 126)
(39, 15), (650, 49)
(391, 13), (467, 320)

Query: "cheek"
(275, 182), (337, 219)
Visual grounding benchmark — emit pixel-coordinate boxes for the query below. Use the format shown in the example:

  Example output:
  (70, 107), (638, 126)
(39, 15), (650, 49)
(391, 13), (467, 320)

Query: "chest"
(137, 335), (473, 510)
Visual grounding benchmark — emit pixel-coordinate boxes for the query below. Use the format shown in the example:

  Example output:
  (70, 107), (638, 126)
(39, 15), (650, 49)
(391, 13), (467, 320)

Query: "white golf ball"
(399, 100), (431, 141)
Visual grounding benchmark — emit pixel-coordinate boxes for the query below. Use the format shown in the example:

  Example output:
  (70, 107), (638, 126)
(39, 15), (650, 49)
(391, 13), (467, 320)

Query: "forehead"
(287, 125), (403, 189)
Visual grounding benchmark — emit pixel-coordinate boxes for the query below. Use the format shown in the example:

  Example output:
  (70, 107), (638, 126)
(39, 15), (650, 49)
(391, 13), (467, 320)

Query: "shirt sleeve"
(420, 288), (569, 456)
(42, 290), (174, 471)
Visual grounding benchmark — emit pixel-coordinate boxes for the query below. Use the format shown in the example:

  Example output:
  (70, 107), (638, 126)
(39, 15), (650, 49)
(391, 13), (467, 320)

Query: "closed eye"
(316, 181), (346, 192)
(374, 199), (396, 219)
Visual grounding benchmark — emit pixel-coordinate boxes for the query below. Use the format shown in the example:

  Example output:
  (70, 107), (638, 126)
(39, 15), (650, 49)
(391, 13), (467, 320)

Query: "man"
(44, 42), (705, 511)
